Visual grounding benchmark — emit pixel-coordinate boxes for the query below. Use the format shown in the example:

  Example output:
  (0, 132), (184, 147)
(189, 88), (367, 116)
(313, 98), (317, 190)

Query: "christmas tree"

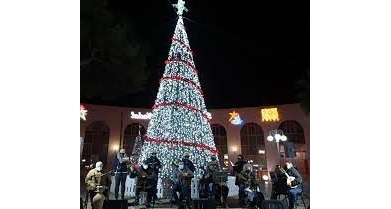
(130, 124), (144, 167)
(139, 0), (218, 180)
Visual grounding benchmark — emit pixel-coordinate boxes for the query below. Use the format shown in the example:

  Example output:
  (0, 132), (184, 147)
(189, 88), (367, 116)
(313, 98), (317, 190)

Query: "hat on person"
(96, 161), (103, 168)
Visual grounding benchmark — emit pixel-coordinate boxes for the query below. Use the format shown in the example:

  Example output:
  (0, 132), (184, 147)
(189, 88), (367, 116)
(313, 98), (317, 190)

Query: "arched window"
(240, 123), (266, 168)
(278, 120), (308, 176)
(211, 124), (228, 164)
(278, 120), (305, 144)
(82, 121), (110, 165)
(123, 123), (146, 154)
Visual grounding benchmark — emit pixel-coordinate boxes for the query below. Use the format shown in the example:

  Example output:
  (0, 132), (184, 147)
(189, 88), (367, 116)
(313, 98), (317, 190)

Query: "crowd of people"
(83, 149), (304, 209)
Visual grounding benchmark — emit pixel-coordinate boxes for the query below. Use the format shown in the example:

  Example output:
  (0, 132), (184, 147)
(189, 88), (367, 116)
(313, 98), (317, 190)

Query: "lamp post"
(258, 149), (265, 168)
(232, 146), (237, 159)
(267, 129), (288, 162)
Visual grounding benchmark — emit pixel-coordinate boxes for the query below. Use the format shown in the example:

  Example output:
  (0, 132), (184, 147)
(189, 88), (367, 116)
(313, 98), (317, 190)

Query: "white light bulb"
(275, 134), (281, 140)
(267, 135), (274, 141)
(281, 135), (287, 141)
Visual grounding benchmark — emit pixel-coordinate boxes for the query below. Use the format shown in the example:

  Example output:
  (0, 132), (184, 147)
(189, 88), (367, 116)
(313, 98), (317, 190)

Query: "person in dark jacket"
(113, 148), (129, 200)
(145, 151), (161, 174)
(182, 152), (195, 173)
(283, 161), (303, 209)
(145, 151), (161, 205)
(233, 154), (247, 206)
(134, 160), (158, 207)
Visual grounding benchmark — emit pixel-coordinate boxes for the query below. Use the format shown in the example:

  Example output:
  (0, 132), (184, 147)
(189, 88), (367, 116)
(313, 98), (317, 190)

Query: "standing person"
(282, 161), (303, 209)
(134, 160), (157, 207)
(178, 161), (194, 209)
(85, 161), (111, 209)
(170, 161), (182, 206)
(182, 152), (195, 173)
(145, 151), (161, 206)
(233, 154), (247, 206)
(113, 148), (129, 200)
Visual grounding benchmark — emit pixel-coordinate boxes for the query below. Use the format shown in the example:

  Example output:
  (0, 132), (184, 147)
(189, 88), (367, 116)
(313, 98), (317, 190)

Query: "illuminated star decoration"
(172, 0), (188, 16)
(80, 105), (88, 121)
(229, 111), (239, 121)
(228, 111), (244, 125)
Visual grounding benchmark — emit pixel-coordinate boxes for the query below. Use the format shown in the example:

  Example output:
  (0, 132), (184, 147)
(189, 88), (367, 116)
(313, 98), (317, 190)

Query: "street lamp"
(232, 146), (237, 161)
(267, 129), (288, 161)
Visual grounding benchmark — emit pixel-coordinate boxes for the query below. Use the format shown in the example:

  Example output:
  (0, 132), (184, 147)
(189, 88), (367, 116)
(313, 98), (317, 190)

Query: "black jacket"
(233, 160), (247, 185)
(114, 153), (128, 173)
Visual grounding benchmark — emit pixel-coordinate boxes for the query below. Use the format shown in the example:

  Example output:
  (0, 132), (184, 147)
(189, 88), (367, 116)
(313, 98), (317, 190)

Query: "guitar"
(236, 171), (258, 190)
(276, 165), (298, 188)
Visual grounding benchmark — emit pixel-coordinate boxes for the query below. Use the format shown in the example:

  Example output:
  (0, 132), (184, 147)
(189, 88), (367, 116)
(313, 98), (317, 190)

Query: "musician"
(271, 164), (289, 200)
(205, 155), (219, 193)
(283, 161), (303, 209)
(134, 160), (156, 207)
(233, 154), (247, 206)
(85, 161), (111, 209)
(182, 152), (195, 173)
(207, 155), (220, 173)
(145, 151), (161, 204)
(238, 163), (263, 207)
(170, 161), (182, 206)
(178, 160), (194, 209)
(145, 151), (162, 172)
(113, 148), (129, 200)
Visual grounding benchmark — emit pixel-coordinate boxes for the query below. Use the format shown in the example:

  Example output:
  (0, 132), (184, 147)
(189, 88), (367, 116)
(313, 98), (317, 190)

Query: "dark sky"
(91, 0), (309, 109)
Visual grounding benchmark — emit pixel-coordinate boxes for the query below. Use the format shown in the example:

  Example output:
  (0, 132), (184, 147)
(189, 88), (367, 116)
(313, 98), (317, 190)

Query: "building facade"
(80, 103), (310, 178)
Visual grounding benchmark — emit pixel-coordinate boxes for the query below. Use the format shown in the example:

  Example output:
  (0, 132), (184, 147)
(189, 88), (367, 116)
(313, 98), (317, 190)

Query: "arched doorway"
(82, 121), (110, 165)
(123, 123), (146, 154)
(240, 123), (266, 170)
(278, 120), (308, 177)
(211, 124), (228, 166)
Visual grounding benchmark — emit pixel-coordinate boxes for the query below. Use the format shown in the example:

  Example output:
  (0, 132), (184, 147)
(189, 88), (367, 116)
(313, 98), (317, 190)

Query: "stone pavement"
(81, 178), (310, 209)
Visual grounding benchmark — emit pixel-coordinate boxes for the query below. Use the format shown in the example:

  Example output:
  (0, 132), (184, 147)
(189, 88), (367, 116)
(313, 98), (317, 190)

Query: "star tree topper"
(173, 0), (188, 16)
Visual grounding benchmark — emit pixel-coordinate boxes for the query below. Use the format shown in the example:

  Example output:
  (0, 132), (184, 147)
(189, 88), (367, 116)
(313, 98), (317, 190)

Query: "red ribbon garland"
(160, 75), (204, 95)
(152, 101), (211, 122)
(164, 58), (198, 75)
(145, 136), (218, 154)
(171, 37), (194, 56)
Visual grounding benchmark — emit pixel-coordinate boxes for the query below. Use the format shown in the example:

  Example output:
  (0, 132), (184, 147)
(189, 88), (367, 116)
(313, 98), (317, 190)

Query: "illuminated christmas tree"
(130, 124), (144, 167)
(139, 0), (218, 180)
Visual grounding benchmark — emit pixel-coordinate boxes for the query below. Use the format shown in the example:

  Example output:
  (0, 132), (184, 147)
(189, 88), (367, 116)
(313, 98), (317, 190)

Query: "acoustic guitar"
(276, 165), (298, 189)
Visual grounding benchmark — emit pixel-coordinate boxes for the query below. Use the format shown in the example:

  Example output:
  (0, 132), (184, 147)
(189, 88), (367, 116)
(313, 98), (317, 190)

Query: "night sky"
(85, 0), (309, 109)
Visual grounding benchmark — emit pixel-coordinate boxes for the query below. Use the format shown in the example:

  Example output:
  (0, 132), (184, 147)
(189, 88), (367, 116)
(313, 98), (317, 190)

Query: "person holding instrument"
(134, 160), (156, 207)
(85, 161), (112, 209)
(113, 148), (129, 200)
(236, 163), (264, 208)
(145, 151), (161, 206)
(233, 155), (247, 206)
(177, 160), (194, 209)
(278, 161), (303, 209)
